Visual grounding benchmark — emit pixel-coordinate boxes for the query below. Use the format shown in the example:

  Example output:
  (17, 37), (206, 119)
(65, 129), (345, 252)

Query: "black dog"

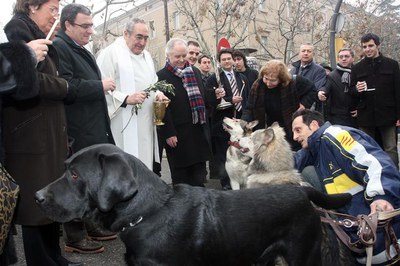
(35, 144), (351, 266)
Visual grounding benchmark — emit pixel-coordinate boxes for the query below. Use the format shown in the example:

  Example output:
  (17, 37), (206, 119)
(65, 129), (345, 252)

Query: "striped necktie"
(228, 72), (241, 112)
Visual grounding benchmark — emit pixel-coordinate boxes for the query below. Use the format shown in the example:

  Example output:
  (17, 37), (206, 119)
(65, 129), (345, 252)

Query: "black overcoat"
(349, 54), (400, 127)
(157, 67), (211, 168)
(53, 30), (114, 152)
(205, 70), (249, 137)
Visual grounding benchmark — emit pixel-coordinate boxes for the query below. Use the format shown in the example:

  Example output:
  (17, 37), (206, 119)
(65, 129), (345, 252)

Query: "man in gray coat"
(290, 43), (326, 113)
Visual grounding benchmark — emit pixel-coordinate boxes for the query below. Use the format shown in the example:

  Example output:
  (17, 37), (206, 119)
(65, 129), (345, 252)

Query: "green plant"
(132, 80), (175, 115)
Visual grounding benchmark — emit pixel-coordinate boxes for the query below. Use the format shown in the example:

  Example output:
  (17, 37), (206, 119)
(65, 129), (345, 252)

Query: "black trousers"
(212, 134), (231, 188)
(166, 155), (207, 187)
(63, 219), (101, 244)
(21, 223), (61, 266)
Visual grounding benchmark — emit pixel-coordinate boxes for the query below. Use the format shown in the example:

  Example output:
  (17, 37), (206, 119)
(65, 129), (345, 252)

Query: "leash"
(227, 141), (249, 153)
(317, 208), (400, 266)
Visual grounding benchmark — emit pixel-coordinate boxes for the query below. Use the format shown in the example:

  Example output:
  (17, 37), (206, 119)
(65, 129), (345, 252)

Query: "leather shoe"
(88, 227), (117, 241)
(64, 237), (104, 254)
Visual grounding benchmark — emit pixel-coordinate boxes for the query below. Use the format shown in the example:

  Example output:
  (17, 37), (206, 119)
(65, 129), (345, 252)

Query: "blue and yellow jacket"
(295, 122), (400, 265)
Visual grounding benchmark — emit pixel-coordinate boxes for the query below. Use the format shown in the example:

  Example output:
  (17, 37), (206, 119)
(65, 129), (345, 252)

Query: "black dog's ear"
(97, 152), (138, 212)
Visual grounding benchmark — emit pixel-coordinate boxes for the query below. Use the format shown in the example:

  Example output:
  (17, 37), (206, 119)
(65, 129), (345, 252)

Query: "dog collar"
(121, 216), (143, 231)
(228, 141), (249, 153)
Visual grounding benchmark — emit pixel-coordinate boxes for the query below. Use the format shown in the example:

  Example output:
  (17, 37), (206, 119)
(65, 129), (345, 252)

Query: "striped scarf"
(166, 60), (206, 124)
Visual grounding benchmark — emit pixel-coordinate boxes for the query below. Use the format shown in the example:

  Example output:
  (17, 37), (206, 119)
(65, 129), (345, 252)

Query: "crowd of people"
(0, 0), (400, 265)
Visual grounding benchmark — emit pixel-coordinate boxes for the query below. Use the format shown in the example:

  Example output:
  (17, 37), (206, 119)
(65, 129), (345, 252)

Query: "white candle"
(46, 19), (60, 40)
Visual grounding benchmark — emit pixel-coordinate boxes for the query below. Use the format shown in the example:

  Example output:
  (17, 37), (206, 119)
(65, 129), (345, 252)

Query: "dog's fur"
(222, 117), (258, 189)
(35, 144), (352, 266)
(238, 122), (302, 188)
(239, 123), (356, 266)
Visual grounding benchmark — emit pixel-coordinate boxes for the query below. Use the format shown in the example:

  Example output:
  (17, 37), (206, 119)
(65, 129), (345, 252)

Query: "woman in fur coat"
(1, 0), (75, 264)
(0, 39), (50, 265)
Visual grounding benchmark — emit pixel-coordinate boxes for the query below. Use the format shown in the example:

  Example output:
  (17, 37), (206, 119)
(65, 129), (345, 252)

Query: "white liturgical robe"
(97, 37), (159, 170)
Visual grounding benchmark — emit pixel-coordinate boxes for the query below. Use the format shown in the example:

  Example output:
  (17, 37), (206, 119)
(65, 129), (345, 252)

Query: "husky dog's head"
(222, 117), (258, 142)
(239, 122), (295, 172)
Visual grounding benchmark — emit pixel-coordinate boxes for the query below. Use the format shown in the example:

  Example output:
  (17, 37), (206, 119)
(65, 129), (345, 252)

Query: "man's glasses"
(338, 55), (351, 59)
(72, 23), (95, 30)
(134, 34), (149, 41)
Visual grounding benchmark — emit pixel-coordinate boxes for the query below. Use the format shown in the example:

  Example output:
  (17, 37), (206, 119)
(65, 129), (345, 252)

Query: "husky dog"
(239, 122), (355, 266)
(239, 122), (302, 188)
(222, 117), (258, 190)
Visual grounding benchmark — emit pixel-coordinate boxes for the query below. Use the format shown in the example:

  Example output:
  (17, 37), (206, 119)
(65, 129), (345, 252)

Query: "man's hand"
(27, 39), (52, 62)
(126, 91), (147, 105)
(232, 95), (242, 104)
(166, 136), (178, 148)
(102, 78), (116, 92)
(370, 199), (394, 214)
(214, 87), (225, 99)
(318, 91), (327, 101)
(155, 91), (169, 102)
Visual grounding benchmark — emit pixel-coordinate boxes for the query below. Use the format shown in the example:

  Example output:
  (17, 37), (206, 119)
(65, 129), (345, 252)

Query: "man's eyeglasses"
(72, 23), (95, 30)
(338, 55), (351, 59)
(43, 4), (59, 16)
(134, 34), (149, 41)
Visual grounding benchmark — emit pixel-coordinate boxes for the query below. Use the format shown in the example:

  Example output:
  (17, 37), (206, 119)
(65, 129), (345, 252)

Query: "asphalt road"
(11, 157), (221, 266)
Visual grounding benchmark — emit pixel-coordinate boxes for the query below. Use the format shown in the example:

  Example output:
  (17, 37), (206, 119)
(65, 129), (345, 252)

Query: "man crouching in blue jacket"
(292, 109), (400, 265)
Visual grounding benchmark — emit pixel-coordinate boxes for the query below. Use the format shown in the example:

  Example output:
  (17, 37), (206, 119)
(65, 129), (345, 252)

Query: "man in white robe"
(97, 18), (165, 170)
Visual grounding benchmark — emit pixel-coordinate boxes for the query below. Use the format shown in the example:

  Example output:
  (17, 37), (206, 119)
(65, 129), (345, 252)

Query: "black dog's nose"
(35, 191), (46, 204)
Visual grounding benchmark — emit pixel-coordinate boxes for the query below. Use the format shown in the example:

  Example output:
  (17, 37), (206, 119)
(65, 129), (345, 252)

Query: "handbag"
(0, 163), (19, 255)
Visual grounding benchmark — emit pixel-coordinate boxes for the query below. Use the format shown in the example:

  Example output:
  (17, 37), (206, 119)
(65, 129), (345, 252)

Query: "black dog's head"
(35, 144), (139, 223)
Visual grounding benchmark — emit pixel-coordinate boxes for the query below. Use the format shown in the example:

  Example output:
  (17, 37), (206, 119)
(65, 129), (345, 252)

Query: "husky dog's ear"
(240, 119), (248, 129)
(245, 120), (259, 132)
(263, 128), (275, 144)
(270, 122), (280, 128)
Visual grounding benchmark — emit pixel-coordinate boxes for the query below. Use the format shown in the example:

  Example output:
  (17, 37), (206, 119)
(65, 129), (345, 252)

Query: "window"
(260, 35), (268, 47)
(149, 21), (155, 39)
(258, 0), (267, 10)
(173, 12), (180, 30)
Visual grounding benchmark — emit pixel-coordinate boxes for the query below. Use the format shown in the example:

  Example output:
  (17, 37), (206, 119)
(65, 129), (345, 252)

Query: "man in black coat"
(233, 50), (259, 88)
(318, 48), (357, 128)
(206, 49), (250, 190)
(157, 38), (212, 187)
(349, 33), (400, 167)
(53, 3), (116, 254)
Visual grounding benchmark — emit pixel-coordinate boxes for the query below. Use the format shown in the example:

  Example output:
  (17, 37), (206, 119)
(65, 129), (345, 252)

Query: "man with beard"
(317, 48), (357, 127)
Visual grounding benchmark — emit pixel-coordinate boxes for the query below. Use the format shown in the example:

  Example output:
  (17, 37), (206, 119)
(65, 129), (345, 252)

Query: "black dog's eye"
(71, 172), (79, 180)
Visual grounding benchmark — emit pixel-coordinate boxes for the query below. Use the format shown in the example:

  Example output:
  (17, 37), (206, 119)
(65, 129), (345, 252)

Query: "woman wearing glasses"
(3, 0), (79, 265)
